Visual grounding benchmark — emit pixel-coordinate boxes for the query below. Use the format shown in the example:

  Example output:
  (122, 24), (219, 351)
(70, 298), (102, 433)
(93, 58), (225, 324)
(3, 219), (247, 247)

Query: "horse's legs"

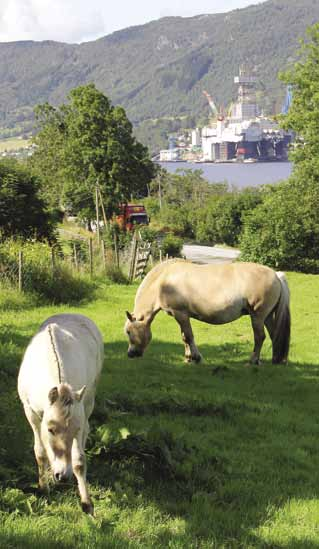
(174, 311), (202, 363)
(265, 313), (276, 362)
(23, 404), (49, 489)
(250, 315), (266, 365)
(72, 435), (93, 515)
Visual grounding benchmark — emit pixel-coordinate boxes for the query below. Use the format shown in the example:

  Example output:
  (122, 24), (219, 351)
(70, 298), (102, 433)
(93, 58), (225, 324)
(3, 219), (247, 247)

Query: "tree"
(195, 188), (262, 246)
(240, 180), (319, 272)
(280, 23), (319, 185)
(0, 159), (55, 241)
(240, 23), (319, 272)
(31, 84), (156, 225)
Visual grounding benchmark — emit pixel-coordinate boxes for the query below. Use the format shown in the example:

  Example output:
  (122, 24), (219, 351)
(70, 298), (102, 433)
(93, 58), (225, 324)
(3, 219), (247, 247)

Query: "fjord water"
(159, 161), (292, 188)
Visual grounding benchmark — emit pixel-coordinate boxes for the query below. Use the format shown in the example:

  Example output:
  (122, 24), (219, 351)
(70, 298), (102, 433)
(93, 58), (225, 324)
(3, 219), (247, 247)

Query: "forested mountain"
(0, 0), (318, 152)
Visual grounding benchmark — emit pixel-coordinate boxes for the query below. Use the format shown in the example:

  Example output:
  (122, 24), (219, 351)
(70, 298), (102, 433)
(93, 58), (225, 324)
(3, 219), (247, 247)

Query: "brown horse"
(125, 260), (290, 364)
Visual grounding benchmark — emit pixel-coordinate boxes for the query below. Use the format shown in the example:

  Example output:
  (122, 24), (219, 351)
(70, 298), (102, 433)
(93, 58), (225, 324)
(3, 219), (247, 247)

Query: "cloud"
(0, 0), (105, 43)
(0, 0), (266, 44)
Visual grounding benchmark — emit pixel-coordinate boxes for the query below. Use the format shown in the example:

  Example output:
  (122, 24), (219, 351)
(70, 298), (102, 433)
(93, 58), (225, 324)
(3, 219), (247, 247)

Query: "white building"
(159, 148), (183, 161)
(191, 128), (201, 147)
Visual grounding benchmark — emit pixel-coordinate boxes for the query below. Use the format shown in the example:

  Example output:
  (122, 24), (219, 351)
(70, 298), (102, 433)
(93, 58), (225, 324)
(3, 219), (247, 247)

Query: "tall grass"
(0, 239), (114, 303)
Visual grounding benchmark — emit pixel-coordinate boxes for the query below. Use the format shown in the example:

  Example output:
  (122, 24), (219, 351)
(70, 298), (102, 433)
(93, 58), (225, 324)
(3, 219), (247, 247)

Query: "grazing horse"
(125, 260), (290, 365)
(18, 313), (104, 515)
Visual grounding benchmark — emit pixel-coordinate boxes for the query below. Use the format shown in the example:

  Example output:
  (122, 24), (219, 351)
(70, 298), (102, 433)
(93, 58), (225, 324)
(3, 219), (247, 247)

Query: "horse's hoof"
(272, 357), (288, 365)
(184, 354), (202, 363)
(82, 500), (94, 516)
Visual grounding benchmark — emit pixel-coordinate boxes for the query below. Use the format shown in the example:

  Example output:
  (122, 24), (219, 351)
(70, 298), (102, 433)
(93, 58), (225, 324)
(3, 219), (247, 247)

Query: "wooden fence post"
(114, 232), (119, 268)
(129, 232), (138, 283)
(51, 247), (56, 272)
(98, 188), (108, 229)
(101, 239), (107, 274)
(73, 243), (78, 271)
(18, 250), (23, 292)
(89, 238), (93, 278)
(95, 186), (100, 245)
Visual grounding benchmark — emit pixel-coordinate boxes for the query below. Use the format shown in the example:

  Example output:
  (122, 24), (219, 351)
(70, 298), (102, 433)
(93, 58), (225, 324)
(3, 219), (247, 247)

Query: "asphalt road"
(182, 244), (240, 264)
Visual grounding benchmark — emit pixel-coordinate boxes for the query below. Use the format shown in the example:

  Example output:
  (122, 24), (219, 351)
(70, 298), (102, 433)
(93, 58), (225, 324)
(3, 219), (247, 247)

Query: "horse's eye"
(127, 330), (130, 336)
(48, 428), (55, 436)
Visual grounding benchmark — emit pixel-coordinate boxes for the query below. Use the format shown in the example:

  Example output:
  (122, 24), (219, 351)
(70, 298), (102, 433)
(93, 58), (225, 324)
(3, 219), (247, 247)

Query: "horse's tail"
(272, 271), (291, 364)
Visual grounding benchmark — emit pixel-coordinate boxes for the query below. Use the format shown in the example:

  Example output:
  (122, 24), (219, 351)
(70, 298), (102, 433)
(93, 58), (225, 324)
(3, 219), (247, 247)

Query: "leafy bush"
(159, 204), (195, 238)
(161, 234), (183, 258)
(240, 179), (319, 272)
(195, 189), (261, 246)
(105, 264), (128, 284)
(0, 158), (56, 241)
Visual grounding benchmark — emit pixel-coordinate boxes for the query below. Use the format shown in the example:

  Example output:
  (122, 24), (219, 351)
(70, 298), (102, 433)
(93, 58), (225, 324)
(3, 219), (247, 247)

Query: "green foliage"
(240, 22), (319, 272)
(104, 264), (128, 285)
(195, 188), (262, 246)
(0, 159), (56, 241)
(31, 84), (156, 223)
(159, 203), (195, 237)
(0, 239), (95, 303)
(240, 180), (319, 272)
(280, 23), (319, 185)
(148, 169), (261, 246)
(161, 233), (183, 258)
(149, 169), (229, 238)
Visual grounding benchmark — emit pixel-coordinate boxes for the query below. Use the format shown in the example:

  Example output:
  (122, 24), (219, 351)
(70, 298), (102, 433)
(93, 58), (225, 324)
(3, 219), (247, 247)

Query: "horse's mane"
(46, 324), (64, 384)
(136, 258), (190, 298)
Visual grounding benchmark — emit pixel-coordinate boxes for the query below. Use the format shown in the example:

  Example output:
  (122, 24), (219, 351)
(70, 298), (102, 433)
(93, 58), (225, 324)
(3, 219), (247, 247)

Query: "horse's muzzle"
(54, 470), (71, 483)
(127, 348), (142, 358)
(54, 472), (66, 483)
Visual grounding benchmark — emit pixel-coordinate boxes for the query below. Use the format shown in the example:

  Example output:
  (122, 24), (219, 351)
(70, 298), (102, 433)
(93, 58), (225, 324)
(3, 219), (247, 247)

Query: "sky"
(0, 0), (266, 44)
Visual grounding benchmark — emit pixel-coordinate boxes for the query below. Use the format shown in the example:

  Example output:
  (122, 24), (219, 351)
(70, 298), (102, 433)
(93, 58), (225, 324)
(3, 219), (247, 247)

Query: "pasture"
(1, 271), (319, 548)
(0, 137), (30, 152)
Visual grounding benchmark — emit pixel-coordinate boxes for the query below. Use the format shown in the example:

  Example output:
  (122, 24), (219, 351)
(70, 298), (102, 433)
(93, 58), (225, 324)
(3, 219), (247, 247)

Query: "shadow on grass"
(90, 339), (319, 547)
(2, 332), (319, 547)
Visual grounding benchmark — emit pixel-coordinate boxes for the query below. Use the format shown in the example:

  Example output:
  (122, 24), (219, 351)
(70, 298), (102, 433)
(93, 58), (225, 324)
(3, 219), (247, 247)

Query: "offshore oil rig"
(200, 66), (292, 162)
(159, 67), (292, 163)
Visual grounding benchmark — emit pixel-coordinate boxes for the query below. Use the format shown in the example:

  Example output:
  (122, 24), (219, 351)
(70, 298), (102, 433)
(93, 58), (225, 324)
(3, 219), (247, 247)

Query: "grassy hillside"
(1, 271), (319, 547)
(0, 0), (319, 152)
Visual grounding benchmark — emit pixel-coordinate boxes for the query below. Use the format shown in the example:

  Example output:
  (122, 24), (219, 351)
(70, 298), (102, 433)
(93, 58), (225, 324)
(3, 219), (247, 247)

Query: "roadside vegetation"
(1, 273), (319, 547)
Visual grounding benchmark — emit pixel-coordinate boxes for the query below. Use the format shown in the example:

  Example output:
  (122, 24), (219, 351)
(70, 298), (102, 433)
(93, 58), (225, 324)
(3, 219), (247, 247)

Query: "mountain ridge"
(0, 0), (318, 152)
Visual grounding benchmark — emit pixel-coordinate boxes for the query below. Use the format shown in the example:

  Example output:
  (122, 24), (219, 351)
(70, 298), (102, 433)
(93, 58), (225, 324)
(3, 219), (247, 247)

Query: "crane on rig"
(202, 90), (226, 121)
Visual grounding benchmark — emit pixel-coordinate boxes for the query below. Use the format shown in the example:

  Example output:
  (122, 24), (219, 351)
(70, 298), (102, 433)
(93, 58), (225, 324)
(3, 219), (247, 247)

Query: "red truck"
(116, 203), (149, 231)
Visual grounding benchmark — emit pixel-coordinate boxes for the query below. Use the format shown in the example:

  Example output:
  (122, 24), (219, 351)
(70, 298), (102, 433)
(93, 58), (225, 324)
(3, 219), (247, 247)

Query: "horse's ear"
(126, 311), (134, 322)
(75, 386), (86, 402)
(48, 387), (58, 405)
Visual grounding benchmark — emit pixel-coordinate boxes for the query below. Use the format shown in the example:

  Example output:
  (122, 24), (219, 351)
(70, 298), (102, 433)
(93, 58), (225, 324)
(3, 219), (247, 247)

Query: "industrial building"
(201, 67), (292, 162)
(160, 67), (292, 163)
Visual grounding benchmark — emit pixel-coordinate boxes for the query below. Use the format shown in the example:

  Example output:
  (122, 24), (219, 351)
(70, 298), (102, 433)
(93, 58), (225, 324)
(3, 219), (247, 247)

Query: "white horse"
(18, 313), (104, 515)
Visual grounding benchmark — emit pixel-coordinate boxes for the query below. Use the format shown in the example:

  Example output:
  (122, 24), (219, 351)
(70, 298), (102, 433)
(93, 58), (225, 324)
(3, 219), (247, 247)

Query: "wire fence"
(0, 229), (158, 292)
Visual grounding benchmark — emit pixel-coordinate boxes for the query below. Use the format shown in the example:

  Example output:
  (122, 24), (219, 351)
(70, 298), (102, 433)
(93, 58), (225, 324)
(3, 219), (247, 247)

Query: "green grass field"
(0, 137), (30, 152)
(1, 272), (319, 548)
